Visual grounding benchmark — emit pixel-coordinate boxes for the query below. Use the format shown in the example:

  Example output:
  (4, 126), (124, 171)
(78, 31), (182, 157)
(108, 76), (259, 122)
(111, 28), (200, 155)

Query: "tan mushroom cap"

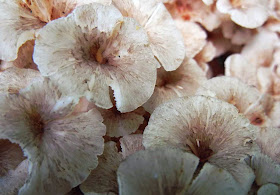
(143, 58), (206, 113)
(216, 0), (268, 29)
(187, 163), (244, 195)
(225, 54), (258, 87)
(143, 96), (257, 191)
(196, 76), (273, 126)
(0, 78), (106, 195)
(241, 29), (278, 68)
(0, 0), (108, 61)
(208, 29), (241, 58)
(221, 20), (253, 45)
(1, 40), (37, 70)
(117, 147), (243, 195)
(0, 139), (25, 177)
(248, 153), (280, 186)
(0, 159), (28, 195)
(80, 141), (122, 195)
(73, 95), (145, 137)
(246, 127), (280, 190)
(195, 41), (216, 65)
(0, 67), (42, 94)
(99, 106), (145, 137)
(112, 0), (185, 71)
(0, 0), (44, 61)
(256, 127), (280, 164)
(34, 3), (158, 113)
(117, 148), (199, 195)
(257, 183), (280, 195)
(164, 0), (222, 31)
(175, 20), (207, 59)
(120, 134), (144, 159)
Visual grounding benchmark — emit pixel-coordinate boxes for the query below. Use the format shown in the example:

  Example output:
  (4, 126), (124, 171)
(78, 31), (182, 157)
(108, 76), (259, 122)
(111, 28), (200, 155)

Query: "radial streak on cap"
(0, 78), (106, 195)
(34, 3), (158, 112)
(143, 96), (257, 192)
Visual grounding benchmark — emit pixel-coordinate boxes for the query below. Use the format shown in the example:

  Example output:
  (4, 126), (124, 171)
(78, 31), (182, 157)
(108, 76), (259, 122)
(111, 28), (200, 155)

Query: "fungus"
(112, 0), (185, 71)
(120, 134), (144, 159)
(34, 3), (158, 112)
(246, 128), (280, 192)
(256, 127), (280, 163)
(0, 139), (25, 177)
(194, 41), (216, 77)
(0, 78), (106, 194)
(0, 0), (100, 61)
(221, 20), (253, 45)
(99, 106), (145, 137)
(0, 40), (37, 70)
(225, 54), (258, 87)
(0, 67), (42, 94)
(216, 0), (269, 29)
(196, 76), (273, 126)
(143, 58), (206, 113)
(74, 95), (146, 137)
(163, 0), (222, 31)
(257, 184), (280, 195)
(117, 147), (243, 195)
(249, 153), (280, 187)
(240, 29), (278, 68)
(80, 141), (123, 195)
(0, 159), (28, 195)
(175, 20), (207, 59)
(143, 96), (257, 192)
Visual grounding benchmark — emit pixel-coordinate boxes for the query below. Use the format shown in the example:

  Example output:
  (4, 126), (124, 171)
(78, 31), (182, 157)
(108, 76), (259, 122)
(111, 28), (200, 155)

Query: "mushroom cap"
(117, 147), (199, 195)
(175, 20), (207, 59)
(256, 127), (280, 164)
(221, 20), (252, 45)
(80, 141), (123, 195)
(99, 106), (145, 137)
(120, 134), (144, 159)
(0, 139), (25, 177)
(112, 0), (185, 71)
(195, 41), (216, 64)
(34, 3), (158, 113)
(0, 159), (28, 195)
(143, 96), (257, 191)
(225, 54), (258, 87)
(248, 153), (280, 186)
(0, 67), (42, 94)
(73, 94), (145, 137)
(196, 76), (273, 126)
(0, 0), (107, 61)
(0, 0), (44, 61)
(216, 0), (268, 29)
(1, 40), (37, 70)
(257, 183), (280, 195)
(0, 78), (106, 194)
(187, 163), (244, 195)
(241, 29), (278, 68)
(143, 58), (206, 113)
(164, 0), (222, 31)
(117, 147), (243, 195)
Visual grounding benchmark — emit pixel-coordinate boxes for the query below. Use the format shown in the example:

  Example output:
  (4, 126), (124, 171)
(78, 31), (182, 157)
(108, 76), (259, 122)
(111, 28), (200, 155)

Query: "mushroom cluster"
(0, 0), (280, 194)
